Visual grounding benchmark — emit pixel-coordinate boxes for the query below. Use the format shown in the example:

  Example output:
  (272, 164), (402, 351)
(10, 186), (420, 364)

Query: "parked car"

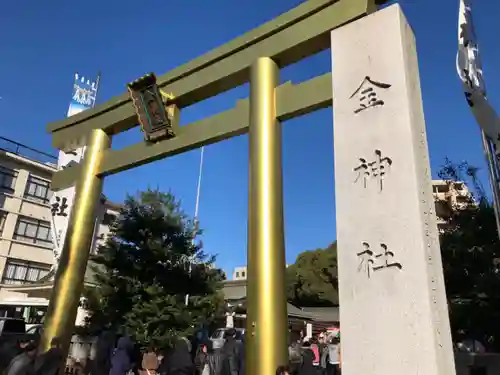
(0, 318), (26, 339)
(210, 328), (245, 350)
(25, 324), (43, 340)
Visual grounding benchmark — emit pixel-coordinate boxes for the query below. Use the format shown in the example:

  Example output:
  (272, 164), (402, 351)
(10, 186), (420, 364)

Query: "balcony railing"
(0, 136), (57, 166)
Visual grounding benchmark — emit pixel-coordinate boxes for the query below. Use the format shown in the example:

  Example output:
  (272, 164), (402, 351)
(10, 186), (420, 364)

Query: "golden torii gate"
(42, 0), (385, 374)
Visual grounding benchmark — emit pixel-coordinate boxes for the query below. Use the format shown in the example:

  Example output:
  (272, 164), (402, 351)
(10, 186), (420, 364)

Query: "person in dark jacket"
(164, 338), (195, 375)
(91, 331), (116, 375)
(156, 351), (168, 375)
(194, 344), (208, 375)
(34, 337), (64, 375)
(109, 336), (134, 375)
(297, 342), (315, 375)
(191, 329), (209, 360)
(5, 341), (38, 375)
(130, 343), (143, 375)
(220, 329), (240, 375)
(237, 335), (245, 375)
(1, 337), (33, 373)
(205, 341), (223, 375)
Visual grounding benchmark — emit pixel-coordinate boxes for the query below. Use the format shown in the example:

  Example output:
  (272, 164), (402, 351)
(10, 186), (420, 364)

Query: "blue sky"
(1, 0), (499, 275)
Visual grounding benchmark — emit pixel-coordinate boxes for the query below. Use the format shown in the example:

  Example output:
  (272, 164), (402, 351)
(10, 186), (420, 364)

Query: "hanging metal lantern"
(127, 73), (176, 142)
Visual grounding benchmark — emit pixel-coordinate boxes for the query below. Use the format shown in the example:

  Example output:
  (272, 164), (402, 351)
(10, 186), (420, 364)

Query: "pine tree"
(83, 189), (225, 350)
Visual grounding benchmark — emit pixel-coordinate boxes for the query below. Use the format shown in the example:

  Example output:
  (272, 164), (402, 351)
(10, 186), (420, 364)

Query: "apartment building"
(0, 136), (119, 317)
(232, 266), (248, 281)
(432, 179), (472, 232)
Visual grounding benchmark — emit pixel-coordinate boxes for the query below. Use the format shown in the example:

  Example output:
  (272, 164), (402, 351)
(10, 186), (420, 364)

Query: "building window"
(0, 211), (6, 236)
(0, 166), (18, 194)
(235, 272), (240, 278)
(1, 259), (50, 285)
(434, 184), (448, 194)
(13, 217), (52, 247)
(102, 213), (117, 226)
(24, 175), (51, 204)
(241, 271), (246, 278)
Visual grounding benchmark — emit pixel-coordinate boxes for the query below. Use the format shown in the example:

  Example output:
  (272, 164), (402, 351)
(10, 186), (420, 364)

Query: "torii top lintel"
(47, 0), (384, 151)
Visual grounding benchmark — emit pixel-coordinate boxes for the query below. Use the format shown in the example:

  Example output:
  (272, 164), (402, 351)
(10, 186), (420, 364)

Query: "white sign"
(49, 140), (86, 267)
(50, 73), (99, 269)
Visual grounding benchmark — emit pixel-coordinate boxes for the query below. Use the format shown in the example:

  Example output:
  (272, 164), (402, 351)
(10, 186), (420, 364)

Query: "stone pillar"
(331, 5), (456, 375)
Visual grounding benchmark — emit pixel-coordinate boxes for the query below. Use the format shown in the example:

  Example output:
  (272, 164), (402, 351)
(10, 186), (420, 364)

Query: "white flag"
(457, 0), (500, 153)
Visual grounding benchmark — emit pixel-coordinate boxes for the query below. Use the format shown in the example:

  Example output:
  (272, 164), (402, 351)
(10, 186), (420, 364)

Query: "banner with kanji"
(49, 73), (100, 267)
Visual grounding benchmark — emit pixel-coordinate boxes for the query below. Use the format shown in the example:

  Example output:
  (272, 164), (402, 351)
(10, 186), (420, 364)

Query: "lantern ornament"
(127, 73), (176, 142)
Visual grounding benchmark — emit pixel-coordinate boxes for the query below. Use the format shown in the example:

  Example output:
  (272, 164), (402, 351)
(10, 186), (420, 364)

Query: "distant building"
(0, 136), (119, 323)
(231, 264), (290, 281)
(222, 279), (315, 329)
(432, 179), (472, 232)
(232, 266), (247, 280)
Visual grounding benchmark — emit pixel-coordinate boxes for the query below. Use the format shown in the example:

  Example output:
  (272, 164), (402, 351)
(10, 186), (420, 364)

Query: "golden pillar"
(40, 129), (111, 357)
(246, 57), (287, 375)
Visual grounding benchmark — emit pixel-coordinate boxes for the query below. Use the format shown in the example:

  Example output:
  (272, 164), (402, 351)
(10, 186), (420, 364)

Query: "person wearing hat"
(5, 341), (38, 375)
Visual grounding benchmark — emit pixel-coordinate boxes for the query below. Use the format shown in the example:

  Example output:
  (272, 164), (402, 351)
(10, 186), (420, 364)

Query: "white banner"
(457, 0), (500, 153)
(49, 73), (100, 268)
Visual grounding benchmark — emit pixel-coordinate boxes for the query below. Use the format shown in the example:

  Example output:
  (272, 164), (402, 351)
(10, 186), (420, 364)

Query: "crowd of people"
(0, 328), (341, 375)
(287, 331), (341, 375)
(0, 337), (66, 375)
(91, 329), (245, 375)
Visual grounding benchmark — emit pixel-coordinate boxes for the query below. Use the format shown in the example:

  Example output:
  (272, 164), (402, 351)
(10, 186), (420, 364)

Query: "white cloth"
(457, 0), (500, 154)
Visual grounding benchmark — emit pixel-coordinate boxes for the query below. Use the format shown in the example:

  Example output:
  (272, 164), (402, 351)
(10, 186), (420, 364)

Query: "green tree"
(83, 189), (225, 350)
(286, 242), (338, 307)
(438, 159), (500, 350)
